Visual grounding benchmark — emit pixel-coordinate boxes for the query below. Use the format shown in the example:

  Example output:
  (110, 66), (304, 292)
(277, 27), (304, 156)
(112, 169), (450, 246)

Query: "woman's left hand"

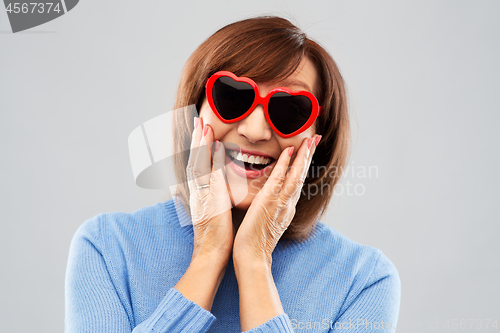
(232, 134), (322, 268)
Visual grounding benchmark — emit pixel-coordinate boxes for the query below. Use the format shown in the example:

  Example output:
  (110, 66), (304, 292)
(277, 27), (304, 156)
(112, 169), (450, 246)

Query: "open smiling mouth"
(225, 149), (275, 171)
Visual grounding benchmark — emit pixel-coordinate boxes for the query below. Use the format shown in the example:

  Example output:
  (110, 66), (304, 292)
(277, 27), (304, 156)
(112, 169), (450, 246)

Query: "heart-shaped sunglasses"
(205, 71), (322, 138)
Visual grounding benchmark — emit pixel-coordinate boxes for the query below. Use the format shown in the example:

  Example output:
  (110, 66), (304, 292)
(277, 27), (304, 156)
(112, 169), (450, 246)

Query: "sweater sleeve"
(242, 313), (295, 333)
(329, 251), (401, 333)
(65, 215), (216, 333)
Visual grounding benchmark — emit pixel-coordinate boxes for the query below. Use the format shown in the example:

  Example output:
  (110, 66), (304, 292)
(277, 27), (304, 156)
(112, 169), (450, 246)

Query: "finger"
(193, 123), (214, 199)
(259, 145), (294, 201)
(210, 140), (232, 213)
(186, 117), (203, 196)
(281, 135), (321, 203)
(211, 140), (227, 188)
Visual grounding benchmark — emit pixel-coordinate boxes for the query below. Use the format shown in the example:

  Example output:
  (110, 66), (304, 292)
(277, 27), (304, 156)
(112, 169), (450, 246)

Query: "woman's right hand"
(186, 117), (234, 265)
(173, 117), (233, 311)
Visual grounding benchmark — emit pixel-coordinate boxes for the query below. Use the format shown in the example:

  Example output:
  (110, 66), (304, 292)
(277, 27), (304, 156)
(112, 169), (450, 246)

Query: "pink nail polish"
(288, 146), (294, 157)
(203, 125), (209, 136)
(215, 140), (221, 152)
(307, 137), (314, 149)
(315, 135), (322, 147)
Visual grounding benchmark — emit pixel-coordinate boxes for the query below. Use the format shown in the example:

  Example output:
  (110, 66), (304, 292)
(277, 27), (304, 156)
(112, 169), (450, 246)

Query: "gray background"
(1, 0), (499, 332)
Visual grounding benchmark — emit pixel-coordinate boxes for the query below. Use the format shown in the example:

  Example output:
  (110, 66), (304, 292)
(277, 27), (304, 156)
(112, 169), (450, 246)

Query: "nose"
(237, 104), (273, 143)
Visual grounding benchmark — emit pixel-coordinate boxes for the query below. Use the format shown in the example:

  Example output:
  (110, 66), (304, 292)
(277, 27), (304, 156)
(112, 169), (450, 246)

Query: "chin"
(225, 170), (267, 211)
(226, 182), (261, 211)
(231, 196), (254, 210)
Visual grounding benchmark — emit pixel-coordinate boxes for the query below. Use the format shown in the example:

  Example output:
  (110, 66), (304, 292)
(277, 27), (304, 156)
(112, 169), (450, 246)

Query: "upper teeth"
(228, 150), (272, 165)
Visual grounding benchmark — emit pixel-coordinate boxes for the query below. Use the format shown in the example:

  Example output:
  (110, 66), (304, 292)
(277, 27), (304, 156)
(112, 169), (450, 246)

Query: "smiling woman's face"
(198, 56), (319, 210)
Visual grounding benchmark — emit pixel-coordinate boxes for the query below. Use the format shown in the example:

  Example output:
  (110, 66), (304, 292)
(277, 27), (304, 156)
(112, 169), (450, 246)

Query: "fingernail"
(203, 124), (209, 136)
(315, 135), (322, 147)
(194, 117), (199, 129)
(288, 146), (294, 157)
(215, 140), (221, 152)
(307, 137), (314, 150)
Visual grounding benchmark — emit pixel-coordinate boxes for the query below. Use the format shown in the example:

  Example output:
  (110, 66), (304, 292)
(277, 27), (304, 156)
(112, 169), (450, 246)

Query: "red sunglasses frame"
(205, 71), (322, 138)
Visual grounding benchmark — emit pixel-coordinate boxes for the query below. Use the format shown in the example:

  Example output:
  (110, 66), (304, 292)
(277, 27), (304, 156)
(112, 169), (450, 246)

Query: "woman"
(65, 16), (401, 332)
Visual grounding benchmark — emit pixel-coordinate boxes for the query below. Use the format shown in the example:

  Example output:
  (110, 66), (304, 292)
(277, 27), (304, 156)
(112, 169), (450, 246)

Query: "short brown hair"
(172, 15), (351, 242)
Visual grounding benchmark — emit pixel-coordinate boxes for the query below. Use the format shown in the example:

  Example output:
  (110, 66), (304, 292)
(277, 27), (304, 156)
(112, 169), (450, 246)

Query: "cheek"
(199, 104), (230, 138)
(276, 129), (316, 163)
(278, 135), (309, 153)
(199, 104), (217, 125)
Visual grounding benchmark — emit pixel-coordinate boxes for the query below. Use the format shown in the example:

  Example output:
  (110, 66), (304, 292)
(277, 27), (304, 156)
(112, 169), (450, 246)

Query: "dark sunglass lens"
(268, 92), (312, 135)
(213, 76), (255, 120)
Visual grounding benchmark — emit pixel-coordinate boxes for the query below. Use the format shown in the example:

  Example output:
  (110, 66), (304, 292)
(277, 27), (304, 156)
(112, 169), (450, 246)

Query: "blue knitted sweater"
(65, 197), (401, 332)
